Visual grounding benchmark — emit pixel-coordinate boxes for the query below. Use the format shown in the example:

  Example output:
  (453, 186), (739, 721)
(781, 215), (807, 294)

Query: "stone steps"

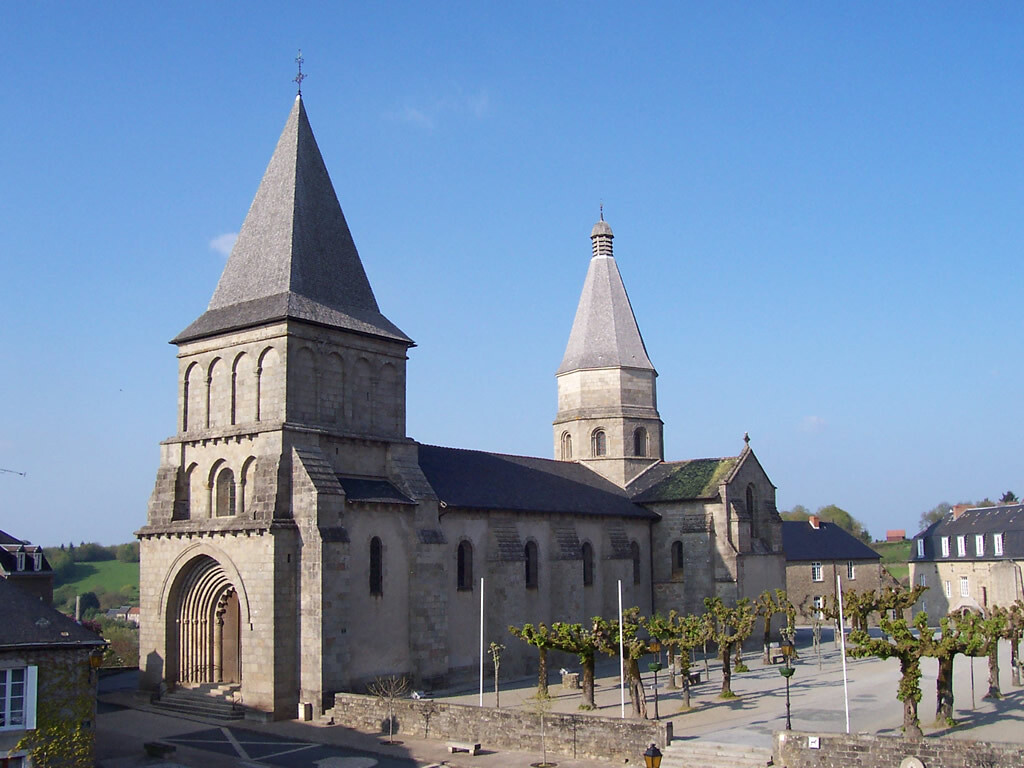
(152, 683), (245, 721)
(661, 739), (773, 768)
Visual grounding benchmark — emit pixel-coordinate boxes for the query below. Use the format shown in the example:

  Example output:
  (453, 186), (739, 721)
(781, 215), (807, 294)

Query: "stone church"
(138, 95), (784, 717)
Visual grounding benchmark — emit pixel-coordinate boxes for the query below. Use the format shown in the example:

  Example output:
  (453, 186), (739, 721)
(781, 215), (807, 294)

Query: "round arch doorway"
(170, 555), (242, 685)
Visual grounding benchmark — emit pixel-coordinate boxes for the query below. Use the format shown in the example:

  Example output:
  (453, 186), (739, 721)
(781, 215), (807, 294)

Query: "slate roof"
(418, 444), (656, 519)
(912, 503), (1024, 561)
(781, 521), (881, 562)
(175, 95), (411, 346)
(0, 530), (50, 574)
(0, 578), (105, 650)
(628, 457), (739, 503)
(557, 219), (654, 374)
(337, 476), (415, 505)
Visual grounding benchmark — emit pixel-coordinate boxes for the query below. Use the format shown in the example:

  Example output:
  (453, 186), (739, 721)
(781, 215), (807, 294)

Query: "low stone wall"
(327, 693), (671, 762)
(774, 730), (1024, 768)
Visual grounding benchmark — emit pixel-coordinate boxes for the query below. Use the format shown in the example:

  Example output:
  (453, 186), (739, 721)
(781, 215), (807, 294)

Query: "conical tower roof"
(557, 218), (654, 374)
(174, 95), (411, 345)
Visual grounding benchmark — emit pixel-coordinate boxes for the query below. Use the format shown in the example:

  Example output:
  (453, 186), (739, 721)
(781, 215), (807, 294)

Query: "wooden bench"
(447, 741), (482, 755)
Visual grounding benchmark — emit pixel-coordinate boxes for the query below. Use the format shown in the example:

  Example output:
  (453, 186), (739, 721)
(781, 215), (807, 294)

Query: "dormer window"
(956, 536), (966, 557)
(994, 532), (1004, 557)
(940, 537), (950, 558)
(32, 552), (42, 571)
(975, 534), (985, 557)
(15, 552), (25, 571)
(916, 539), (925, 558)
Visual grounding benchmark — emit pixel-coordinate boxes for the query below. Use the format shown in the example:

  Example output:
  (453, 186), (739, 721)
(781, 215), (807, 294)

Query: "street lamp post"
(779, 641), (795, 730)
(648, 660), (662, 720)
(643, 743), (663, 768)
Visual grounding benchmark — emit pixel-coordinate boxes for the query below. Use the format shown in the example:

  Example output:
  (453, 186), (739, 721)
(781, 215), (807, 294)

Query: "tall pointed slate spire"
(174, 95), (411, 345)
(557, 218), (653, 374)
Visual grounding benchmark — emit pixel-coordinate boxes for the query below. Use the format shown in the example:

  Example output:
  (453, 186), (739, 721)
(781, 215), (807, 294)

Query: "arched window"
(215, 468), (235, 517)
(631, 541), (642, 585)
(369, 537), (383, 596)
(671, 541), (684, 576)
(561, 432), (573, 460)
(368, 536), (385, 598)
(524, 541), (539, 589)
(591, 429), (607, 457)
(633, 427), (648, 457)
(582, 542), (594, 586)
(457, 540), (473, 591)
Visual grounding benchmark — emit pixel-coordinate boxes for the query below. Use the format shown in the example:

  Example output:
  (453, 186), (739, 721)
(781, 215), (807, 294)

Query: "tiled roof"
(628, 457), (739, 503)
(781, 520), (881, 562)
(418, 444), (656, 519)
(174, 96), (411, 346)
(557, 220), (654, 374)
(0, 578), (105, 650)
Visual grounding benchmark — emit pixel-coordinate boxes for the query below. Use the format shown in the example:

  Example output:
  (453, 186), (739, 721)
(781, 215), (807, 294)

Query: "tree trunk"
(680, 658), (692, 709)
(899, 656), (922, 739)
(903, 696), (922, 739)
(666, 646), (677, 689)
(582, 656), (596, 709)
(935, 655), (954, 724)
(985, 644), (1001, 699)
(537, 647), (549, 697)
(626, 657), (648, 718)
(763, 615), (772, 664)
(720, 642), (734, 697)
(1010, 634), (1020, 687)
(734, 641), (744, 671)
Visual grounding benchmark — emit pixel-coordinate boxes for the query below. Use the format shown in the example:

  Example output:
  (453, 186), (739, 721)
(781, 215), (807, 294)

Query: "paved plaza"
(96, 630), (1023, 768)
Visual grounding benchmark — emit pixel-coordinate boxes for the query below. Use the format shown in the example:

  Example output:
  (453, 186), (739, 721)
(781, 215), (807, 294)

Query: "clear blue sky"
(2, 3), (1022, 546)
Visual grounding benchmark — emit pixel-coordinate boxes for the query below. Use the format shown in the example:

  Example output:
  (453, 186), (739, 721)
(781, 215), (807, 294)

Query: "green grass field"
(872, 539), (912, 585)
(58, 560), (139, 594)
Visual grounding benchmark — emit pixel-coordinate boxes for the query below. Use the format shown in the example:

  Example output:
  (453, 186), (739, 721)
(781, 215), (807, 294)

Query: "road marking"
(222, 726), (251, 760)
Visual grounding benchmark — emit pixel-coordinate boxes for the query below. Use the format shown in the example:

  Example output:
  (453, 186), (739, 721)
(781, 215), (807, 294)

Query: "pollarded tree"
(594, 608), (647, 718)
(1006, 600), (1024, 687)
(754, 589), (795, 664)
(508, 622), (557, 698)
(544, 621), (602, 709)
(644, 610), (713, 710)
(979, 607), (1010, 699)
(919, 611), (971, 725)
(705, 597), (756, 698)
(847, 585), (928, 738)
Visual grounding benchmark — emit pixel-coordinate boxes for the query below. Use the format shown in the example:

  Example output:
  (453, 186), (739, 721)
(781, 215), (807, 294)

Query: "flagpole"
(479, 576), (485, 706)
(836, 573), (850, 733)
(619, 579), (625, 718)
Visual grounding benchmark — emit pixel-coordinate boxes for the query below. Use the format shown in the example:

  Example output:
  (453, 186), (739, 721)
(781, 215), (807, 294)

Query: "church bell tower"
(553, 216), (663, 487)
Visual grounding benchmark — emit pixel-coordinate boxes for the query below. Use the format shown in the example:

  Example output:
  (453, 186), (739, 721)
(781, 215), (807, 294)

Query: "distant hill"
(872, 539), (912, 584)
(44, 542), (140, 617)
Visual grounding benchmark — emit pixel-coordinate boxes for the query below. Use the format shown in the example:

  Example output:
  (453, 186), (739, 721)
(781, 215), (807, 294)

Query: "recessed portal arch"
(166, 555), (242, 685)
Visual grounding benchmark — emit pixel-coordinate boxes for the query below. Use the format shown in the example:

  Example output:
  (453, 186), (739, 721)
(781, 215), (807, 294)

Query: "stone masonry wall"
(327, 693), (670, 762)
(774, 730), (1024, 768)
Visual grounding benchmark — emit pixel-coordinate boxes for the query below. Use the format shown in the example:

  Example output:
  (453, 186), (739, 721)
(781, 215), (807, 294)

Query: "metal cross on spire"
(294, 50), (307, 95)
(599, 202), (604, 221)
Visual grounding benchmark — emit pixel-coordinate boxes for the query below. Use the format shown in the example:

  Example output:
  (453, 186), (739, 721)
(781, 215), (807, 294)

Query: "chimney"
(809, 515), (820, 530)
(952, 504), (972, 520)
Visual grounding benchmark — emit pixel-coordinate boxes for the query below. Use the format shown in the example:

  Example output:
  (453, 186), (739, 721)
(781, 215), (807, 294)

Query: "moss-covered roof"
(629, 457), (738, 503)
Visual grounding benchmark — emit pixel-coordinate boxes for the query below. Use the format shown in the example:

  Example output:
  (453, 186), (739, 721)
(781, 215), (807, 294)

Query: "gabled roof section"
(628, 457), (739, 503)
(418, 444), (656, 519)
(557, 219), (654, 374)
(0, 578), (105, 650)
(337, 476), (416, 506)
(782, 520), (881, 562)
(174, 95), (411, 345)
